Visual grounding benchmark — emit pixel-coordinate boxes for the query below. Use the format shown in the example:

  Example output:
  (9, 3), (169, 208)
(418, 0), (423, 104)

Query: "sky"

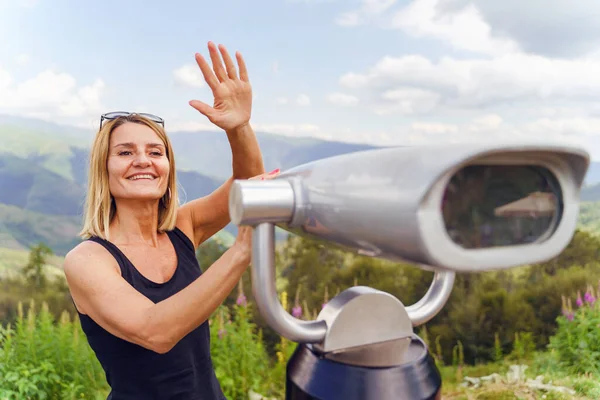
(1, 0), (600, 160)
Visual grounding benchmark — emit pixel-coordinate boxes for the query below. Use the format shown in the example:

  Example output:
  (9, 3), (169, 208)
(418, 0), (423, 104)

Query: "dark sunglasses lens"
(138, 113), (164, 124)
(103, 112), (130, 119)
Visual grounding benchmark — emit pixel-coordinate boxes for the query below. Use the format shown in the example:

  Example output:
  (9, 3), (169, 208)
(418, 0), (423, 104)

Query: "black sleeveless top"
(78, 227), (226, 400)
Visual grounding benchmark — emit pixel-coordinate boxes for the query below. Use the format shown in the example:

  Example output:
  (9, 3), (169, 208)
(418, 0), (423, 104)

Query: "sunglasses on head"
(100, 111), (165, 130)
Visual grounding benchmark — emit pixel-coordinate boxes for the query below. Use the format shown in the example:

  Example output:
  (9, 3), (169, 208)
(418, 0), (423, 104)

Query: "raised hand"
(189, 42), (252, 132)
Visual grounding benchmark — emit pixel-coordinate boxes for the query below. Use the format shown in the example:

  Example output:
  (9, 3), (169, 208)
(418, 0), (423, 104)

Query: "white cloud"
(338, 53), (600, 113)
(276, 97), (288, 105)
(272, 61), (280, 74)
(347, 114), (593, 151)
(0, 68), (106, 121)
(330, 0), (600, 158)
(391, 0), (519, 56)
(377, 87), (440, 115)
(335, 0), (398, 27)
(338, 0), (600, 58)
(327, 92), (358, 106)
(436, 0), (600, 58)
(173, 64), (205, 89)
(335, 11), (361, 27)
(167, 120), (330, 139)
(254, 123), (320, 135)
(252, 122), (335, 140)
(296, 94), (311, 106)
(410, 121), (458, 134)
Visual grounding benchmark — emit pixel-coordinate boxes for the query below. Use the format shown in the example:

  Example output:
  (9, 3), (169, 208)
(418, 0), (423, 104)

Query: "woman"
(64, 42), (276, 399)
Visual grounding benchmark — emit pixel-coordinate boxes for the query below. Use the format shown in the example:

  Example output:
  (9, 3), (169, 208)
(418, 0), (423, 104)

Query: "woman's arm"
(64, 226), (252, 354)
(177, 41), (267, 247)
(180, 122), (267, 248)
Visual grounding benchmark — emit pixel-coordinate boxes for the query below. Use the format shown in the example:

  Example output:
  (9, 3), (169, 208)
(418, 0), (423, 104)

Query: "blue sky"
(1, 0), (600, 159)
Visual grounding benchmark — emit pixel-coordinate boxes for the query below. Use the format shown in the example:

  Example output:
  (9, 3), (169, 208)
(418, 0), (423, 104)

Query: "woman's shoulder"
(63, 239), (120, 278)
(174, 212), (199, 250)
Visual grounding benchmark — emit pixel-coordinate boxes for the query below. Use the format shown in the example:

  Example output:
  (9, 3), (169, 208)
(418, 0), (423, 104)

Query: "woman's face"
(107, 122), (170, 204)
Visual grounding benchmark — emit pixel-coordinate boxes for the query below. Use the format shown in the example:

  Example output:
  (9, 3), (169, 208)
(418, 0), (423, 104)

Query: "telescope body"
(230, 143), (589, 272)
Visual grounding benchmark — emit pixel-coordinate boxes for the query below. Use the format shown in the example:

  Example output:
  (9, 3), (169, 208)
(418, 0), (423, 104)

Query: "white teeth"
(129, 174), (154, 180)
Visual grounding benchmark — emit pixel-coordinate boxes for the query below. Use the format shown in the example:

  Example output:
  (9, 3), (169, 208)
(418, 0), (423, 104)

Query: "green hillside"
(0, 152), (86, 216)
(578, 201), (600, 234)
(0, 203), (82, 255)
(0, 115), (377, 182)
(0, 246), (64, 280)
(0, 123), (89, 181)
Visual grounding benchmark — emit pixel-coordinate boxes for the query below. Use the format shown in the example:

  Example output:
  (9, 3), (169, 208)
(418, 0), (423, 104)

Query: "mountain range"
(0, 114), (378, 255)
(1, 113), (599, 257)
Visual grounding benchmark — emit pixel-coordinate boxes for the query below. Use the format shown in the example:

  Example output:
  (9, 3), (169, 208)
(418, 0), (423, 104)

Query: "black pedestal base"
(286, 336), (442, 400)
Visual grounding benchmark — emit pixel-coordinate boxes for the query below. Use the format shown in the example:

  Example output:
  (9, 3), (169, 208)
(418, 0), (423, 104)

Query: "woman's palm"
(189, 42), (253, 132)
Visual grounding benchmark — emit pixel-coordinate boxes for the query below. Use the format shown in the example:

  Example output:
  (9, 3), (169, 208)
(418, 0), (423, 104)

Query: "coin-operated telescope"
(229, 143), (589, 400)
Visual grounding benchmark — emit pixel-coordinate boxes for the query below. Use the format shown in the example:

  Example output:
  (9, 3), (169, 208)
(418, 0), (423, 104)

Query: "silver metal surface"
(229, 180), (295, 226)
(313, 286), (414, 354)
(406, 270), (455, 326)
(323, 337), (413, 367)
(272, 143), (589, 272)
(251, 223), (327, 343)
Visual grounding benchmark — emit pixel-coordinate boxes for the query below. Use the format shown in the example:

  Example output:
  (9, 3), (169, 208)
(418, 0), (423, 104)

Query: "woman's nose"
(132, 153), (151, 167)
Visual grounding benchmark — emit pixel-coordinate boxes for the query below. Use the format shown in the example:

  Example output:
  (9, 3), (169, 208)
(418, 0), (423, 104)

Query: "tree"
(196, 239), (228, 272)
(22, 242), (53, 290)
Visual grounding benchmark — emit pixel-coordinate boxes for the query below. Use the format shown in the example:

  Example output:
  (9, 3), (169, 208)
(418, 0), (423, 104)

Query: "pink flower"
(236, 293), (247, 306)
(584, 291), (596, 305)
(566, 313), (574, 321)
(292, 305), (302, 318)
(576, 292), (583, 307)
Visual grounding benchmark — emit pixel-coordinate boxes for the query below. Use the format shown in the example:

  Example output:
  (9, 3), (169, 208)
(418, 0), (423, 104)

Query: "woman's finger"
(236, 52), (249, 82)
(218, 44), (238, 80)
(208, 41), (228, 82)
(194, 53), (219, 92)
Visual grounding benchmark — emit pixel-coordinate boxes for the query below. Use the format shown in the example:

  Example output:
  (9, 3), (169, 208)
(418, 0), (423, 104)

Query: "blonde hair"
(79, 114), (179, 240)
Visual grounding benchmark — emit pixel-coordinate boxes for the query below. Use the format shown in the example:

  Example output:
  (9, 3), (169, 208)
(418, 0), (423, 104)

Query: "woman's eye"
(151, 152), (163, 156)
(119, 151), (132, 156)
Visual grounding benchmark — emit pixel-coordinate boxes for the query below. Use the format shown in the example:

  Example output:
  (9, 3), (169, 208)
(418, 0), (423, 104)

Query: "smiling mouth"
(127, 174), (157, 181)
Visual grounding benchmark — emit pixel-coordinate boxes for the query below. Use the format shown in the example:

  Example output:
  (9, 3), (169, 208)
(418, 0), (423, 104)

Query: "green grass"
(439, 356), (600, 399)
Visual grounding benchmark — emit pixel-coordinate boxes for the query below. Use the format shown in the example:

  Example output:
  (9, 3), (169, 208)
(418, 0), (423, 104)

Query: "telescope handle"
(251, 223), (456, 343)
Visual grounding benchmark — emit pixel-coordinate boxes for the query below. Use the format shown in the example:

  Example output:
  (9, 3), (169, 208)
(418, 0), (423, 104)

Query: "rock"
(525, 376), (576, 395)
(507, 364), (528, 383)
(248, 390), (278, 400)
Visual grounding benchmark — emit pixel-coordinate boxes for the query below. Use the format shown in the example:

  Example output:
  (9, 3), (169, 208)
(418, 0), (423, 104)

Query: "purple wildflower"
(292, 305), (302, 318)
(576, 292), (583, 308)
(566, 313), (574, 321)
(236, 293), (247, 306)
(585, 291), (596, 305)
(236, 278), (247, 307)
(218, 328), (226, 339)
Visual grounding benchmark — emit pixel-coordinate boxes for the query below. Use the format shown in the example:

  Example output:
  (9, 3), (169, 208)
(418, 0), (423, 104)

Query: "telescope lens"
(442, 165), (563, 249)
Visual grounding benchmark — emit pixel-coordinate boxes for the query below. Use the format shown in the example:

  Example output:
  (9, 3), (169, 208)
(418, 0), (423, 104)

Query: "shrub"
(548, 284), (600, 375)
(209, 302), (274, 399)
(0, 300), (108, 399)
